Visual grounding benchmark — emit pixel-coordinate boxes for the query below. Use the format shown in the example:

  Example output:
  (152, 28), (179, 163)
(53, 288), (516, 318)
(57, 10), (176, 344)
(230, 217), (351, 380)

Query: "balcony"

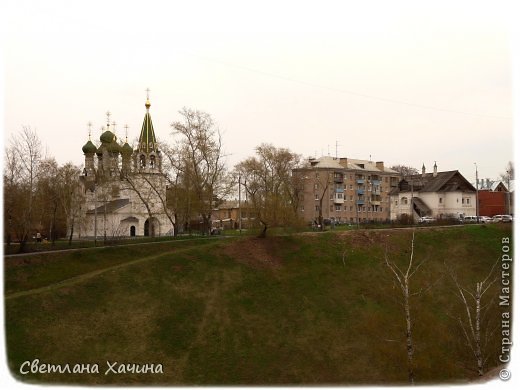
(356, 179), (365, 184)
(334, 197), (344, 204)
(371, 179), (381, 186)
(356, 200), (365, 205)
(335, 188), (344, 193)
(371, 201), (381, 206)
(356, 189), (365, 195)
(334, 173), (344, 183)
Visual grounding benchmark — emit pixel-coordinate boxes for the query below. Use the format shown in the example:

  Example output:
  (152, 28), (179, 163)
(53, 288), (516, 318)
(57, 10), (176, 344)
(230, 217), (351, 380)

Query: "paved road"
(4, 236), (228, 258)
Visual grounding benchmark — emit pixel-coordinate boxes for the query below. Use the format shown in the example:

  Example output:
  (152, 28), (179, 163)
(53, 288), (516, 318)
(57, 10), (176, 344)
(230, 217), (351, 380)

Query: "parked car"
(478, 216), (493, 223)
(492, 215), (513, 223)
(463, 216), (478, 223)
(418, 216), (435, 224)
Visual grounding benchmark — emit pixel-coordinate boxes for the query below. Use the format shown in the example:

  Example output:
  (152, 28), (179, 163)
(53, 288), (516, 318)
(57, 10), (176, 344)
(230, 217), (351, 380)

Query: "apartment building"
(293, 156), (400, 224)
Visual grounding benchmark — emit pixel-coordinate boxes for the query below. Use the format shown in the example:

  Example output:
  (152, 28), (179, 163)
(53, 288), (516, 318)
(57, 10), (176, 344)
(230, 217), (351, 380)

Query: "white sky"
(1, 0), (516, 182)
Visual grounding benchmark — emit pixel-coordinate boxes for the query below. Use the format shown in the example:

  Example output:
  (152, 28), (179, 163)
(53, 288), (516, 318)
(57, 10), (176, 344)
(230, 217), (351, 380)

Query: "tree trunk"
(475, 284), (484, 376)
(68, 215), (75, 245)
(51, 202), (58, 246)
(258, 222), (268, 238)
(404, 282), (415, 384)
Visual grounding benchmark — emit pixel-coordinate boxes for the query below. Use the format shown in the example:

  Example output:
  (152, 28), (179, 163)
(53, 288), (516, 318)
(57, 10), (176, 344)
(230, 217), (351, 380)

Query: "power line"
(183, 51), (511, 120)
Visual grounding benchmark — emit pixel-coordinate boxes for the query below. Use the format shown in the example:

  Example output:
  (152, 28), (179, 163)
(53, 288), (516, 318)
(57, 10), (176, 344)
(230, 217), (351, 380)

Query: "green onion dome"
(107, 139), (121, 154)
(100, 130), (116, 144)
(82, 140), (97, 154)
(121, 142), (133, 155)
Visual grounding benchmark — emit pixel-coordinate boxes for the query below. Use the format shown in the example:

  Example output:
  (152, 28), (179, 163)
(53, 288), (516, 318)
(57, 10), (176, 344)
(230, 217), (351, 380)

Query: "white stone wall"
(76, 174), (174, 238)
(390, 191), (476, 220)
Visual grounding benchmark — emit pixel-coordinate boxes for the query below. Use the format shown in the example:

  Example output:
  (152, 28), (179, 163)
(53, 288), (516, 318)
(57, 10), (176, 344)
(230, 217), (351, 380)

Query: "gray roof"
(121, 216), (139, 223)
(301, 156), (399, 173)
(392, 170), (476, 193)
(87, 198), (130, 214)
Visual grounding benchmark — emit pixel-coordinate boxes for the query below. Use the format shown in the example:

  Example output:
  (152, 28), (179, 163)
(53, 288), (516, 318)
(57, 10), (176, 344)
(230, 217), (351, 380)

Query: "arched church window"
(150, 155), (156, 168)
(140, 155), (146, 168)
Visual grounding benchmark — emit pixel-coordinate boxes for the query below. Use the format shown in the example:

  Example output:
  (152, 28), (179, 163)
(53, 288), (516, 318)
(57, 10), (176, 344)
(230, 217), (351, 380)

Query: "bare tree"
(314, 170), (331, 231)
(384, 231), (427, 384)
(235, 143), (302, 237)
(5, 126), (42, 252)
(390, 165), (419, 177)
(170, 108), (229, 235)
(445, 259), (499, 376)
(499, 161), (514, 190)
(57, 163), (83, 244)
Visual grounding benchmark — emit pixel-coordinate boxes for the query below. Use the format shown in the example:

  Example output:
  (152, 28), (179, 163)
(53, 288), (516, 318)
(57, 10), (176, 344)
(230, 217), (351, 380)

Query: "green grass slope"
(4, 225), (512, 385)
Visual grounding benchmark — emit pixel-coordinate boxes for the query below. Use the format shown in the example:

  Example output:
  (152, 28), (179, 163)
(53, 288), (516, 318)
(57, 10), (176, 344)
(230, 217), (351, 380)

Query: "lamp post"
(474, 163), (480, 223)
(238, 174), (242, 234)
(506, 168), (511, 215)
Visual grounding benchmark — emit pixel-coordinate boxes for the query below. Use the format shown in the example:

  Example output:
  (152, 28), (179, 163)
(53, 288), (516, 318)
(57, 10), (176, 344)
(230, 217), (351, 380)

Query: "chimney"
(422, 163), (426, 177)
(376, 161), (384, 171)
(339, 157), (348, 168)
(433, 161), (438, 177)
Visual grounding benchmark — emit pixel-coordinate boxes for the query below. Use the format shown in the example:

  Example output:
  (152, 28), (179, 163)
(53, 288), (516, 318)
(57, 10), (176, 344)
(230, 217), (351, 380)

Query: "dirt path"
(5, 242), (217, 301)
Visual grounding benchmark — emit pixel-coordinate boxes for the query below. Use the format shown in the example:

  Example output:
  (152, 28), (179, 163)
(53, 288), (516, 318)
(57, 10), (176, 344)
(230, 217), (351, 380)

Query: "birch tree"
(445, 259), (499, 376)
(384, 231), (427, 384)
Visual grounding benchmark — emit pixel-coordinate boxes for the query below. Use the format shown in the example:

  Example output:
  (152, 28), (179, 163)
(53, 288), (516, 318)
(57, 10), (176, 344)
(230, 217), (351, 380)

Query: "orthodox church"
(78, 94), (174, 238)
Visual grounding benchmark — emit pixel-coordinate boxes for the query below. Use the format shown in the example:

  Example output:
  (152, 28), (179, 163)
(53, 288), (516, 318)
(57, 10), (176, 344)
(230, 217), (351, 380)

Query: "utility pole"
(238, 174), (242, 234)
(93, 186), (97, 247)
(474, 163), (480, 223)
(506, 168), (511, 215)
(410, 175), (414, 224)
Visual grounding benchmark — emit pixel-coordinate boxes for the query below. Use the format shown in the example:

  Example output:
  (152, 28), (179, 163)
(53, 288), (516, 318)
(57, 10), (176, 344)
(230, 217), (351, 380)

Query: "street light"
(474, 163), (480, 223)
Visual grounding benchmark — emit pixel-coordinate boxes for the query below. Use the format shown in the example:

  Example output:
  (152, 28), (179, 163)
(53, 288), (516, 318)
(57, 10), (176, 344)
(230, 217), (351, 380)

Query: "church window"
(140, 155), (146, 168)
(150, 155), (156, 168)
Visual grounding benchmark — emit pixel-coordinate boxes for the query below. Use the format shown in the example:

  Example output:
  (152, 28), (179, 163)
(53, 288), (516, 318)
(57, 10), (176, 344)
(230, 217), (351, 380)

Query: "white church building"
(389, 163), (477, 221)
(77, 94), (174, 238)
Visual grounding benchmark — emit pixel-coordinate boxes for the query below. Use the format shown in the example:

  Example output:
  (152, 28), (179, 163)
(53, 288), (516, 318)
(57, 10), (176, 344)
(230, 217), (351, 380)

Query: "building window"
(301, 206), (305, 212)
(315, 205), (319, 211)
(349, 184), (353, 190)
(335, 205), (341, 211)
(401, 197), (408, 205)
(315, 194), (319, 200)
(439, 197), (443, 204)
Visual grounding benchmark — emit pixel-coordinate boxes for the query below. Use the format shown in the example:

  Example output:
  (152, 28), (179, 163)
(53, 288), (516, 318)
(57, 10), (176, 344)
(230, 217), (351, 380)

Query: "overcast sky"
(2, 0), (515, 182)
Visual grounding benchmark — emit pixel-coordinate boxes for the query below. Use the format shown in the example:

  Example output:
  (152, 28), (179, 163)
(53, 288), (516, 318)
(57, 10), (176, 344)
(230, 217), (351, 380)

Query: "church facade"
(77, 95), (174, 238)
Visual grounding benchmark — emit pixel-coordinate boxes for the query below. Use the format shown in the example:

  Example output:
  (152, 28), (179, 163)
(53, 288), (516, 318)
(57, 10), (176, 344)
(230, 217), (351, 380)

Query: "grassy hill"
(4, 225), (511, 385)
